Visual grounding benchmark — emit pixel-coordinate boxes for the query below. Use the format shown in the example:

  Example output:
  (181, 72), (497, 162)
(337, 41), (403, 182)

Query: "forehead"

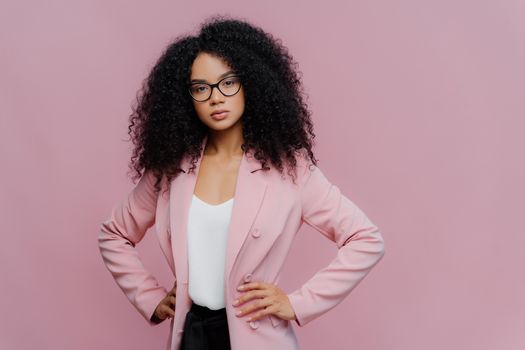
(190, 52), (233, 81)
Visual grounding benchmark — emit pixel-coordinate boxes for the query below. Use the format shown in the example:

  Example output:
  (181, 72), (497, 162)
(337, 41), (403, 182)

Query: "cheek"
(193, 103), (207, 119)
(235, 96), (246, 113)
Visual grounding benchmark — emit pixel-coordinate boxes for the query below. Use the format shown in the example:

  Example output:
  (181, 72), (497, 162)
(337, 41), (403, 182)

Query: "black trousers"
(180, 302), (231, 350)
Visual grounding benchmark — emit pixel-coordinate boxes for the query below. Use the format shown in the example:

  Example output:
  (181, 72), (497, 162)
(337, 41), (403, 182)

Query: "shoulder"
(140, 169), (170, 200)
(294, 151), (318, 185)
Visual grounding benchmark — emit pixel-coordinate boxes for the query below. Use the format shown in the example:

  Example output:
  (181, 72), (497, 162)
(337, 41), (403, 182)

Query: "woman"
(98, 15), (386, 350)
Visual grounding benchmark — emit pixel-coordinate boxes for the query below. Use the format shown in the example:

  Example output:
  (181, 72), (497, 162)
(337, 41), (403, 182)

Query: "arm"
(287, 163), (386, 327)
(98, 170), (168, 326)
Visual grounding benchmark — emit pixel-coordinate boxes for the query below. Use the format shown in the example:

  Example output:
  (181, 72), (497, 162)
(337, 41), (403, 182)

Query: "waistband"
(189, 302), (227, 321)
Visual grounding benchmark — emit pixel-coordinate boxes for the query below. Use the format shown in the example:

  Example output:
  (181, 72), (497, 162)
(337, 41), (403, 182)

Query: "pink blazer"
(99, 136), (386, 350)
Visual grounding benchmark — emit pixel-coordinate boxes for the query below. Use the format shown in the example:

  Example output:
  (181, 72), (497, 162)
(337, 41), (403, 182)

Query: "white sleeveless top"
(187, 194), (234, 310)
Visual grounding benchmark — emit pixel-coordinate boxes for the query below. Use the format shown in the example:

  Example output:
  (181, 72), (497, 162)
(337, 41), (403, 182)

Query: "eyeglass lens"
(189, 76), (241, 101)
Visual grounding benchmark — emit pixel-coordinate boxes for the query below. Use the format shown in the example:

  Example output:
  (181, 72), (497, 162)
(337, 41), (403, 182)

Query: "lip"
(211, 109), (229, 116)
(210, 110), (229, 120)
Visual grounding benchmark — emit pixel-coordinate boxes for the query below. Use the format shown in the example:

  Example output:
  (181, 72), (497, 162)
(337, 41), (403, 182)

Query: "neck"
(205, 124), (244, 159)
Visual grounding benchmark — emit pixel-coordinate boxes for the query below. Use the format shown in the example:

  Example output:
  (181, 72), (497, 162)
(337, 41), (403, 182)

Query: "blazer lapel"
(169, 135), (268, 285)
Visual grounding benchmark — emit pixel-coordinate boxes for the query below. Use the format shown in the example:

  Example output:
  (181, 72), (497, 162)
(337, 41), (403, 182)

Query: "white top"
(187, 194), (234, 310)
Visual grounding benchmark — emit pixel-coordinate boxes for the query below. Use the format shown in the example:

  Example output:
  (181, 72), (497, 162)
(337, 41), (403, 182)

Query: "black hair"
(127, 14), (318, 194)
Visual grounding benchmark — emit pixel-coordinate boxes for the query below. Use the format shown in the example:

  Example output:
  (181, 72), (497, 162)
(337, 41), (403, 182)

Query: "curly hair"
(127, 14), (318, 195)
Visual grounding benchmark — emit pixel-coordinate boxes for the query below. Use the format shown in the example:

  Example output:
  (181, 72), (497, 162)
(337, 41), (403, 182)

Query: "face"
(189, 52), (245, 132)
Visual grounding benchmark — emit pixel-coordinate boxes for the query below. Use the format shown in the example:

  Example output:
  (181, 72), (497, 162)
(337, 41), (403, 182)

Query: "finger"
(237, 281), (268, 291)
(234, 289), (268, 305)
(247, 304), (277, 322)
(162, 297), (175, 309)
(236, 298), (273, 318)
(160, 304), (175, 319)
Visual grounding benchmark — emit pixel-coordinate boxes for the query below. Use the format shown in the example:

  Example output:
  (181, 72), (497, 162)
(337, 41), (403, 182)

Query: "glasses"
(188, 75), (242, 102)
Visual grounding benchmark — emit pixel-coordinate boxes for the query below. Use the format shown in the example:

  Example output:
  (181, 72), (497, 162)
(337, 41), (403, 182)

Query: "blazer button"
(251, 228), (261, 238)
(243, 273), (253, 283)
(249, 320), (259, 329)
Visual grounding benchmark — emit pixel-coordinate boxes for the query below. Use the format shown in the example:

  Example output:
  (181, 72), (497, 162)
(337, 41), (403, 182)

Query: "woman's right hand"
(152, 286), (176, 323)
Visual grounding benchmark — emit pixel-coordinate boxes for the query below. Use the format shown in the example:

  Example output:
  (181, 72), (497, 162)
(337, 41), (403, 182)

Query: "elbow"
(98, 221), (114, 244)
(376, 229), (386, 259)
(98, 220), (136, 252)
(98, 222), (112, 254)
(98, 220), (119, 249)
(361, 225), (386, 259)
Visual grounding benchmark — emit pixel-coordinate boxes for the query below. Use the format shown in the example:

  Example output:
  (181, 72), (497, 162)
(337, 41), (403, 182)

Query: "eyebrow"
(190, 70), (237, 83)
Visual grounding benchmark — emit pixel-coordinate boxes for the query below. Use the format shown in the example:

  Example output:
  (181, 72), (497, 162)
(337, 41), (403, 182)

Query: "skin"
(153, 52), (296, 324)
(190, 52), (246, 205)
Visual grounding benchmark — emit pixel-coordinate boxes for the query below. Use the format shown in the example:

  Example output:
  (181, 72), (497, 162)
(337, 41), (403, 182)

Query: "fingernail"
(237, 285), (244, 290)
(232, 299), (239, 306)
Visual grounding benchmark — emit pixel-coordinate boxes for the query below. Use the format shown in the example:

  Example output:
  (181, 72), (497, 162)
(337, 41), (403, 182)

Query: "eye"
(191, 84), (209, 93)
(221, 77), (240, 86)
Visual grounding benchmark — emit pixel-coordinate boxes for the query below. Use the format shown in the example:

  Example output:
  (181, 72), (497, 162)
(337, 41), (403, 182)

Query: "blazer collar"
(182, 134), (268, 174)
(169, 134), (268, 285)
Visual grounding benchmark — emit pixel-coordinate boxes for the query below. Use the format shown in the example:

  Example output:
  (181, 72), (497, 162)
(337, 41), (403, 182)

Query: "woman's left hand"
(232, 281), (297, 322)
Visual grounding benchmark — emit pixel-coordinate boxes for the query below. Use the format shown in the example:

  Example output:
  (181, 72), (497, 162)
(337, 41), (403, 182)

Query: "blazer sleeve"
(98, 170), (168, 326)
(286, 163), (386, 327)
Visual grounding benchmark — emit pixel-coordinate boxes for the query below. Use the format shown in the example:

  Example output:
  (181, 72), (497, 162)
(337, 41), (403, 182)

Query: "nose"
(209, 86), (225, 104)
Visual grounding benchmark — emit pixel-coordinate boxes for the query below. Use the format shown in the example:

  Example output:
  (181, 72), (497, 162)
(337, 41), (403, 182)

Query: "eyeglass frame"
(187, 74), (243, 102)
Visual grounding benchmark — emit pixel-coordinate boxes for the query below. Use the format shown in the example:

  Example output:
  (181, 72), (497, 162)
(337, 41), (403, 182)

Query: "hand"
(152, 285), (176, 323)
(232, 281), (297, 322)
